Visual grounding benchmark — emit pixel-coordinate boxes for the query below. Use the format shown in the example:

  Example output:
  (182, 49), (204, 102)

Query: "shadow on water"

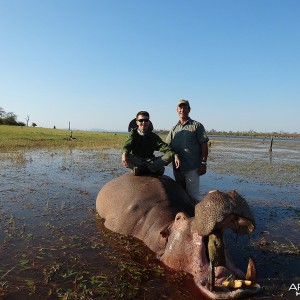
(0, 139), (299, 299)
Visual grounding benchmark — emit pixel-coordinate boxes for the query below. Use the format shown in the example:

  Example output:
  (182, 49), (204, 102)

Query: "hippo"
(96, 173), (260, 299)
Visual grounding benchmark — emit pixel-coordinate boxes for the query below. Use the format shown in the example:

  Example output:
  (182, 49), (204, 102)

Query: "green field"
(0, 125), (127, 151)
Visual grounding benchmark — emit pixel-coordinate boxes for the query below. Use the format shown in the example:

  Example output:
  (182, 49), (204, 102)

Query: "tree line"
(0, 107), (37, 127)
(154, 129), (299, 139)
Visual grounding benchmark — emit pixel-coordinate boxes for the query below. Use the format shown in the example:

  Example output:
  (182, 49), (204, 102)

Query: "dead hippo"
(96, 173), (260, 299)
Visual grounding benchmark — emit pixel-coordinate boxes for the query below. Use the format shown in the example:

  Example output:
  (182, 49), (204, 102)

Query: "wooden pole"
(269, 137), (273, 152)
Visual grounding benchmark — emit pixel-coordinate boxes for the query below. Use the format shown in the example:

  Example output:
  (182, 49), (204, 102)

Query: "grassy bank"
(0, 125), (126, 151)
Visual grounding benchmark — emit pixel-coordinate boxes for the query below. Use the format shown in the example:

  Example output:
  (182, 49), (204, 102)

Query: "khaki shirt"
(166, 118), (209, 171)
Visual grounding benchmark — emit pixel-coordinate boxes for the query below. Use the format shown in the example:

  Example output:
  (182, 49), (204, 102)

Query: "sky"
(0, 0), (299, 133)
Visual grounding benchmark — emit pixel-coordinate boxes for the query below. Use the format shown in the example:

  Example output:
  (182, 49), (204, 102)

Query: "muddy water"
(0, 138), (299, 299)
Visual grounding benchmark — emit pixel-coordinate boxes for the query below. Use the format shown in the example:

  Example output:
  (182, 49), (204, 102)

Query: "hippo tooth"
(246, 257), (256, 284)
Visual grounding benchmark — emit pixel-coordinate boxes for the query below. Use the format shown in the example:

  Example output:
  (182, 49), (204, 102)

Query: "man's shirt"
(123, 128), (174, 159)
(166, 118), (209, 171)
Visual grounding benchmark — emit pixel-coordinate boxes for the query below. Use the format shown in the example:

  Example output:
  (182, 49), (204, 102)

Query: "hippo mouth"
(197, 234), (260, 299)
(192, 190), (261, 299)
(194, 218), (260, 299)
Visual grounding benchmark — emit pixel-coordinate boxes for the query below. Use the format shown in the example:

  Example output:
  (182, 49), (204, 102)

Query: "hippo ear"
(174, 212), (188, 222)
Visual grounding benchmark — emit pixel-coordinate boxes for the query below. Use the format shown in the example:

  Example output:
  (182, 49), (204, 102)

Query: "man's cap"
(177, 99), (190, 108)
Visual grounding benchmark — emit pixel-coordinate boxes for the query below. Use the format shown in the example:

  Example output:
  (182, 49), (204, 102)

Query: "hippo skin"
(96, 173), (260, 299)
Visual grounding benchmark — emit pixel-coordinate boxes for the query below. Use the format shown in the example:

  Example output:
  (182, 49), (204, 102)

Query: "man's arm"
(155, 134), (174, 158)
(122, 132), (134, 166)
(201, 141), (208, 162)
(198, 142), (208, 175)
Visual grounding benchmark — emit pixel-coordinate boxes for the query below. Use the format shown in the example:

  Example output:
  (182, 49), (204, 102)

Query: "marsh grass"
(0, 125), (126, 151)
(5, 151), (30, 164)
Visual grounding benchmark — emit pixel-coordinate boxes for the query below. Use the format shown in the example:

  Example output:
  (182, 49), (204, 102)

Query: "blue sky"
(1, 0), (299, 133)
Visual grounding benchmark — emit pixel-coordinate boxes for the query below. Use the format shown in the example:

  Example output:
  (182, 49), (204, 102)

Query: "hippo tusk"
(207, 261), (215, 292)
(246, 257), (256, 284)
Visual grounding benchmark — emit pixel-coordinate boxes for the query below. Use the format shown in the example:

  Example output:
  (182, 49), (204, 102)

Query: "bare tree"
(25, 115), (30, 127)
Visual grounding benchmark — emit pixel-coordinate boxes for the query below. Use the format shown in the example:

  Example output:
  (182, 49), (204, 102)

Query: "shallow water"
(0, 138), (299, 299)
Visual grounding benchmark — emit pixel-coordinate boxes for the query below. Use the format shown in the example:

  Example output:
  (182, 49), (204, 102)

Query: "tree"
(4, 112), (18, 125)
(25, 115), (30, 127)
(0, 107), (4, 118)
(0, 107), (4, 124)
(32, 122), (37, 127)
(0, 108), (26, 126)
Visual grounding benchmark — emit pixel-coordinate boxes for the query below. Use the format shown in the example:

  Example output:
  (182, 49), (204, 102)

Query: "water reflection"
(0, 142), (299, 299)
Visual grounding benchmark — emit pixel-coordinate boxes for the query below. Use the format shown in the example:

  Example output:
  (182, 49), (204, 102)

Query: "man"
(166, 100), (209, 202)
(122, 111), (179, 176)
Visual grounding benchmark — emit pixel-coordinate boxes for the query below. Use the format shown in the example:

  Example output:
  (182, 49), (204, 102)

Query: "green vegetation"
(2, 124), (299, 153)
(0, 125), (126, 151)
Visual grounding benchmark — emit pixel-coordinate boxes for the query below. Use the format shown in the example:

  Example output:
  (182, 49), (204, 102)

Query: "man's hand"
(198, 163), (207, 175)
(174, 154), (180, 169)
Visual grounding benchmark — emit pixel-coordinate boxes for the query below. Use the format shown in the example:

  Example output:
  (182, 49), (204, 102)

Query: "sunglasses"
(137, 119), (149, 123)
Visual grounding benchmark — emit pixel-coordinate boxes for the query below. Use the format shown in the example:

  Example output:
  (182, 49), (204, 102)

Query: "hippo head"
(160, 190), (260, 299)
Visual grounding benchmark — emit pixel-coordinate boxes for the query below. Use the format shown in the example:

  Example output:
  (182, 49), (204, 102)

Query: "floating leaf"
(20, 259), (29, 266)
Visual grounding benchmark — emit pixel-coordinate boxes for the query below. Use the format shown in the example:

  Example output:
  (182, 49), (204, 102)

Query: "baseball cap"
(177, 99), (190, 108)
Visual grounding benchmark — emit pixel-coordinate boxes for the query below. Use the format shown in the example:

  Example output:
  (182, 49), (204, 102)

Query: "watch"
(201, 161), (207, 165)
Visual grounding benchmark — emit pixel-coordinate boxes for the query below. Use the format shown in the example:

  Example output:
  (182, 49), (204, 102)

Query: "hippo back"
(96, 173), (194, 253)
